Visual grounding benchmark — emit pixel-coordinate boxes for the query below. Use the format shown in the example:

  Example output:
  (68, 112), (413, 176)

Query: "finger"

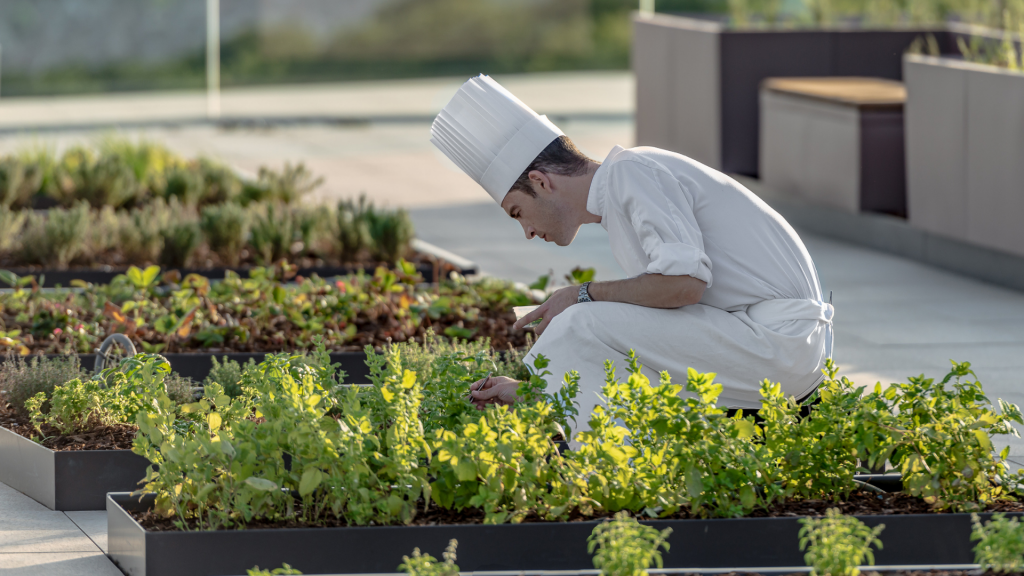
(468, 376), (490, 392)
(471, 387), (503, 401)
(534, 315), (553, 336)
(513, 302), (548, 330)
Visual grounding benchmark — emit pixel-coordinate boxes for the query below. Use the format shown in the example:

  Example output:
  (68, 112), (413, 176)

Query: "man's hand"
(513, 285), (578, 336)
(468, 375), (521, 410)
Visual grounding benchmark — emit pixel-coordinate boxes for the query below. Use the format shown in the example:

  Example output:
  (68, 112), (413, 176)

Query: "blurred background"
(0, 0), (725, 97)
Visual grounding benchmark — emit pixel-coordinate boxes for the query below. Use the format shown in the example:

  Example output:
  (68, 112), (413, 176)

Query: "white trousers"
(526, 299), (833, 434)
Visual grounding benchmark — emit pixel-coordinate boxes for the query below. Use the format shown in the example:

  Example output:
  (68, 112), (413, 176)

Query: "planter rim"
(904, 52), (1024, 77)
(229, 567), (981, 576)
(111, 492), (1019, 532)
(636, 12), (952, 34)
(0, 423), (134, 455)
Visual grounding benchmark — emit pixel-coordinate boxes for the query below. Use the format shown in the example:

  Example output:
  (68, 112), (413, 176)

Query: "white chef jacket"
(528, 146), (833, 432)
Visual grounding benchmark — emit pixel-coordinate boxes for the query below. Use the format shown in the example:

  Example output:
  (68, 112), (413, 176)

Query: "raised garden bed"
(2, 240), (477, 288)
(55, 351), (372, 384)
(0, 423), (148, 511)
(1, 263), (532, 357)
(106, 492), (1022, 576)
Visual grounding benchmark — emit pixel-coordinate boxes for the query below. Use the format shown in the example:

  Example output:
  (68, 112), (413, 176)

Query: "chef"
(430, 75), (833, 431)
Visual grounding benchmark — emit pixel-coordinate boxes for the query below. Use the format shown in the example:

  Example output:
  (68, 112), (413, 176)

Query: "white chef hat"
(430, 75), (564, 204)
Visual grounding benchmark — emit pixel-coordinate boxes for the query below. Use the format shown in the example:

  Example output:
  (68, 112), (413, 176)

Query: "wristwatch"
(577, 281), (593, 303)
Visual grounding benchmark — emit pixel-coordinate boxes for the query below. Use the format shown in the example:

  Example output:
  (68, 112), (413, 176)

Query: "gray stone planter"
(904, 54), (1024, 258)
(633, 14), (956, 176)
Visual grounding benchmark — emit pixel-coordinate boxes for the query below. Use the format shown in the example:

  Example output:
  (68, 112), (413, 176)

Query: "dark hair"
(509, 135), (595, 197)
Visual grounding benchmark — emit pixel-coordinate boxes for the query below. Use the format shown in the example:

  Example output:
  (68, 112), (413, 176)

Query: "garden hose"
(93, 333), (137, 375)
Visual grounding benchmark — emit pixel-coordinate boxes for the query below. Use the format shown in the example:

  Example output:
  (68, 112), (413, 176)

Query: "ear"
(527, 170), (554, 194)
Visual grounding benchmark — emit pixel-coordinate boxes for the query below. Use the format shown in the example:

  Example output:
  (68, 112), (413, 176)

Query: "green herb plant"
(24, 354), (173, 437)
(399, 540), (459, 576)
(799, 508), (884, 576)
(588, 511), (672, 576)
(246, 564), (303, 576)
(971, 513), (1024, 573)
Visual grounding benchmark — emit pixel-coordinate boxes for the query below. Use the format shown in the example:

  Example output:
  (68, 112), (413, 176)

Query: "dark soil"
(0, 402), (137, 451)
(132, 490), (1024, 532)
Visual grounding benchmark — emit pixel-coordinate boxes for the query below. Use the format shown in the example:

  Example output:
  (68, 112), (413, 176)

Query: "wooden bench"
(759, 77), (907, 217)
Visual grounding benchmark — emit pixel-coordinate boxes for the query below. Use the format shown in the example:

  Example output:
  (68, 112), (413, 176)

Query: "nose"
(524, 224), (537, 240)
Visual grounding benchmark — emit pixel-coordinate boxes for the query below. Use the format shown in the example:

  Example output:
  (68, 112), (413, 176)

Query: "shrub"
(588, 512), (672, 576)
(159, 219), (203, 269)
(204, 355), (253, 398)
(250, 204), (296, 265)
(972, 513), (1024, 573)
(399, 540), (459, 576)
(25, 354), (172, 435)
(18, 202), (91, 268)
(799, 508), (884, 576)
(162, 164), (205, 206)
(118, 200), (174, 264)
(0, 157), (43, 209)
(333, 197), (371, 262)
(87, 206), (121, 256)
(0, 206), (27, 254)
(0, 355), (88, 416)
(196, 158), (243, 205)
(56, 146), (142, 209)
(163, 372), (199, 404)
(367, 207), (414, 264)
(200, 203), (250, 267)
(242, 162), (322, 205)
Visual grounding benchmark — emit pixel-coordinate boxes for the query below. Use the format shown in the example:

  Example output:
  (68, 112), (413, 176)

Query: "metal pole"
(639, 0), (655, 17)
(206, 0), (221, 118)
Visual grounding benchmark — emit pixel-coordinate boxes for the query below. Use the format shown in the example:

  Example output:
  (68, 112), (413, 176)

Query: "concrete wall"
(0, 0), (384, 74)
(634, 14), (721, 169)
(633, 14), (950, 176)
(905, 55), (1024, 258)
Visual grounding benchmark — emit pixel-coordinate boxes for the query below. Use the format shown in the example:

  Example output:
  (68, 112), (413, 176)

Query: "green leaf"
(528, 274), (549, 291)
(0, 270), (17, 287)
(154, 315), (177, 335)
(740, 485), (756, 509)
(141, 265), (161, 287)
(974, 429), (993, 452)
(685, 466), (703, 499)
(734, 419), (755, 439)
(299, 468), (323, 497)
(456, 459), (477, 482)
(244, 477), (278, 492)
(126, 266), (144, 288)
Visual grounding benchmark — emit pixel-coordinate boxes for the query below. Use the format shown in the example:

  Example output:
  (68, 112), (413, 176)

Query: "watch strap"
(577, 281), (593, 303)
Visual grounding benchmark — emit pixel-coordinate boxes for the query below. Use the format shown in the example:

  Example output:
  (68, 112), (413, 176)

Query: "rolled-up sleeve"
(608, 159), (713, 287)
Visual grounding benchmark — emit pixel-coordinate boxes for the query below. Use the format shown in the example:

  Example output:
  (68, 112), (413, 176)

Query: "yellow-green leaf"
(299, 468), (323, 497)
(456, 459), (477, 482)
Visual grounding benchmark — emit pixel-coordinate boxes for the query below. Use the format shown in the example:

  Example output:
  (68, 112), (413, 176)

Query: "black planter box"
(51, 351), (372, 384)
(7, 263), (440, 289)
(107, 492), (1017, 576)
(632, 15), (987, 177)
(0, 426), (149, 511)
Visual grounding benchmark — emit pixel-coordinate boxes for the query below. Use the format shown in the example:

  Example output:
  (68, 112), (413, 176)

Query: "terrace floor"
(2, 72), (1023, 574)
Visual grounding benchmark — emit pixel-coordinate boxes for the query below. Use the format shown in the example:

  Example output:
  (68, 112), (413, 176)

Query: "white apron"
(527, 297), (834, 434)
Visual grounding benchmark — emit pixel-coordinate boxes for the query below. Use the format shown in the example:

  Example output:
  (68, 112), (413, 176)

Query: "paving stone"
(64, 512), (108, 554)
(0, 552), (121, 576)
